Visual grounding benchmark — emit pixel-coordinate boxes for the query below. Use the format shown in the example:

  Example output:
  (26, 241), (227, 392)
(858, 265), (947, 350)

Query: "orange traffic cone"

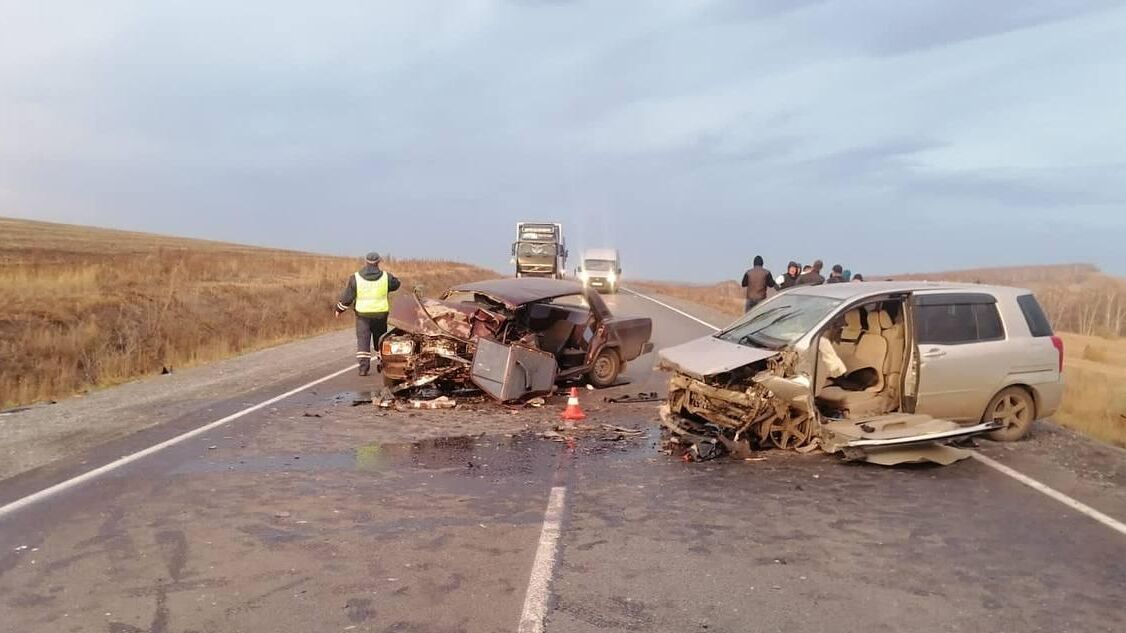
(560, 387), (587, 421)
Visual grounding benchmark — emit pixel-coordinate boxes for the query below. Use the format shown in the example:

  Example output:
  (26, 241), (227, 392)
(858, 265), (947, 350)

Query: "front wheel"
(984, 386), (1036, 441)
(585, 348), (621, 388)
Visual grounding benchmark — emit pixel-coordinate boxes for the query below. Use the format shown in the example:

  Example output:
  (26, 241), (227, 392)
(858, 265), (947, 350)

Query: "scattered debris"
(604, 392), (660, 404)
(274, 511), (291, 518)
(408, 396), (457, 410)
(526, 397), (546, 408)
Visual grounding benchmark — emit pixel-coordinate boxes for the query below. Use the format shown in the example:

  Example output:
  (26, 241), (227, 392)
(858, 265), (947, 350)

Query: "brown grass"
(635, 268), (1126, 447)
(0, 217), (498, 408)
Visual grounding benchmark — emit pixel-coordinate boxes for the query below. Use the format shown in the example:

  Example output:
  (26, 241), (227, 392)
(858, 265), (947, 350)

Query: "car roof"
(782, 280), (1033, 301)
(449, 277), (586, 307)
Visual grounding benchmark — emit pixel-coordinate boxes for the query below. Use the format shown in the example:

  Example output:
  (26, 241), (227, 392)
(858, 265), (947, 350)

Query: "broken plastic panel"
(470, 338), (559, 402)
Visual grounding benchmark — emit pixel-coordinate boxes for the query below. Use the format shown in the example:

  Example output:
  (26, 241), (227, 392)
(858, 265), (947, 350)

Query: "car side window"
(917, 303), (1005, 345)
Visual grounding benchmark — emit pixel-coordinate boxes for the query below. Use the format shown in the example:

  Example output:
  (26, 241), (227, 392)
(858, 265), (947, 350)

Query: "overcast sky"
(2, 0), (1124, 280)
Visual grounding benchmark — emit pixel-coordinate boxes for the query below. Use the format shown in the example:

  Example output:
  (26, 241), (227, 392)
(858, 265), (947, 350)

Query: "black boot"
(358, 360), (371, 376)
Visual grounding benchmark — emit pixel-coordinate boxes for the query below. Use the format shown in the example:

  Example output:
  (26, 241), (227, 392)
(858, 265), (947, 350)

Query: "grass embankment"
(634, 268), (1126, 448)
(0, 217), (498, 408)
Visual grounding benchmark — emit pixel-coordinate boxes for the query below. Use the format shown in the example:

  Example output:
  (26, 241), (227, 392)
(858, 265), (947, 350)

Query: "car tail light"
(1050, 335), (1064, 373)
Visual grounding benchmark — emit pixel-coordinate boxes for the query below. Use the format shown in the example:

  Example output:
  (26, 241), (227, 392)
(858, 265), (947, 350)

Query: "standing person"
(798, 259), (825, 285)
(827, 264), (846, 283)
(740, 255), (777, 312)
(335, 252), (401, 376)
(779, 261), (801, 289)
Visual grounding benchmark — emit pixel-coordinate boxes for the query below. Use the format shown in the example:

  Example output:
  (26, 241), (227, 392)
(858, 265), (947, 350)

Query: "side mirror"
(510, 242), (517, 256)
(509, 257), (517, 265)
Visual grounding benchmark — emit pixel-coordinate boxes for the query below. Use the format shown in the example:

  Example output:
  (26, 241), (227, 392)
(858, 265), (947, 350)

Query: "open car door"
(819, 413), (1000, 465)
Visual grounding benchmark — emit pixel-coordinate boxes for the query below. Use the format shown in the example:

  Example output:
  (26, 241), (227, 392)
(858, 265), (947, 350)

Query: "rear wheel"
(586, 348), (621, 388)
(984, 386), (1036, 441)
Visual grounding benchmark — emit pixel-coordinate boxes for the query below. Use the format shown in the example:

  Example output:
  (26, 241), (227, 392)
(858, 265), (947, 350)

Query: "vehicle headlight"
(381, 338), (415, 356)
(607, 271), (617, 283)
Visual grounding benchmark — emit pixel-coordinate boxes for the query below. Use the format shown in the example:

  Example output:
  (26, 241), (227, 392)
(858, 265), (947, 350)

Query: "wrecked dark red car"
(379, 278), (653, 401)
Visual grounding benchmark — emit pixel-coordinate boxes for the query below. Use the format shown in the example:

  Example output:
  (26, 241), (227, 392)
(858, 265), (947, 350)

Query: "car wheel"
(984, 386), (1036, 442)
(586, 348), (621, 388)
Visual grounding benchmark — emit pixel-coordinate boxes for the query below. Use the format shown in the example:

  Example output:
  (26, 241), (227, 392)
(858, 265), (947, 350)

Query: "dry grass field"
(0, 217), (497, 408)
(635, 266), (1126, 448)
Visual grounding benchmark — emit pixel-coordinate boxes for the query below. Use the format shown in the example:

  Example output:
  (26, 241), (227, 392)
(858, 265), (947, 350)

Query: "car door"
(911, 293), (1011, 422)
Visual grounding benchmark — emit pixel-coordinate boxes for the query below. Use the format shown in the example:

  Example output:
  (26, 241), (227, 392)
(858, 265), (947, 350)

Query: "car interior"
(523, 300), (596, 367)
(815, 299), (908, 418)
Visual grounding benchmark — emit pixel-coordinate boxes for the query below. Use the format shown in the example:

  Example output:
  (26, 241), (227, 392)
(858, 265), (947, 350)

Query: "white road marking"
(0, 365), (356, 520)
(629, 285), (1126, 536)
(517, 485), (567, 633)
(971, 452), (1126, 537)
(622, 287), (723, 331)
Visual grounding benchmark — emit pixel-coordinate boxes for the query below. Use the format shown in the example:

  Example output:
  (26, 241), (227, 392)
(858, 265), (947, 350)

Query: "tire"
(983, 386), (1036, 442)
(586, 347), (621, 388)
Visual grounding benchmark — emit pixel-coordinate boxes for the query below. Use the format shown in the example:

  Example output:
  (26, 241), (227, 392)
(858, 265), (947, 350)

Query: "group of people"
(740, 256), (866, 312)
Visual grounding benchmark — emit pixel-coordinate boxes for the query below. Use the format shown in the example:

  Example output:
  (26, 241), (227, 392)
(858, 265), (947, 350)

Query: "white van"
(577, 248), (622, 294)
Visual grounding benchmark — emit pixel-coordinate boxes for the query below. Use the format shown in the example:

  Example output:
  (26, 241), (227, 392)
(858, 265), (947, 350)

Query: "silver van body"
(659, 281), (1065, 464)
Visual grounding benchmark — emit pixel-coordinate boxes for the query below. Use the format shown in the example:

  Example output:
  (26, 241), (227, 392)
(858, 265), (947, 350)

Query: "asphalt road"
(1, 291), (1124, 633)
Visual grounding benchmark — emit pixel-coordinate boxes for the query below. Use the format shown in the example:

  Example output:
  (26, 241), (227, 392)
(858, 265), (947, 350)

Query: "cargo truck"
(511, 221), (568, 279)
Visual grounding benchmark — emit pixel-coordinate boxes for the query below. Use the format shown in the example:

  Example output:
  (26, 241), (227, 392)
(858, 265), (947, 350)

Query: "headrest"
(843, 310), (862, 330)
(878, 310), (894, 329)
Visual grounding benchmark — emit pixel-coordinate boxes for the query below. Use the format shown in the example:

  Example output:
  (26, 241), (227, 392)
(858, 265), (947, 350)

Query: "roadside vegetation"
(634, 265), (1126, 448)
(0, 217), (497, 409)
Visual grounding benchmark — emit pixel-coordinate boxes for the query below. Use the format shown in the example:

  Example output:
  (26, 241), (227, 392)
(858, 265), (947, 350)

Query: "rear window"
(1017, 294), (1054, 337)
(916, 303), (1005, 345)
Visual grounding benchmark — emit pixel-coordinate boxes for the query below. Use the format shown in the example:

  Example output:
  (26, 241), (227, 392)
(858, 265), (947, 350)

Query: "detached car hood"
(658, 335), (779, 379)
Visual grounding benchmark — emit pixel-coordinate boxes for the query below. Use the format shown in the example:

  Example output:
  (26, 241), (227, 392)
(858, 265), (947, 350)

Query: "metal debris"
(604, 392), (660, 404)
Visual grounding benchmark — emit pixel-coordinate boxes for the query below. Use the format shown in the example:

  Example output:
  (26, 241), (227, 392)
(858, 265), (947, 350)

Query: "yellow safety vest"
(354, 272), (390, 314)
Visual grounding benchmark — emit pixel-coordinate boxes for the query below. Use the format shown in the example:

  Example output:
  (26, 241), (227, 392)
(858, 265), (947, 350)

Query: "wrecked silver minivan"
(658, 281), (1062, 465)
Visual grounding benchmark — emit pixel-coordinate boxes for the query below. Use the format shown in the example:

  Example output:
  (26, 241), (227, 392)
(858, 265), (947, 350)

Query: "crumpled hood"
(658, 335), (779, 379)
(388, 297), (476, 336)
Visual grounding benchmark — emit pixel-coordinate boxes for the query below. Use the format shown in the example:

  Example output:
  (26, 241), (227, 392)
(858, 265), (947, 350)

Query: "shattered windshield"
(718, 295), (842, 349)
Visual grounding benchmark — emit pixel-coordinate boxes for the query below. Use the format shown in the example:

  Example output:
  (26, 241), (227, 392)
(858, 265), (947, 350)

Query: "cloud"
(1, 0), (1124, 278)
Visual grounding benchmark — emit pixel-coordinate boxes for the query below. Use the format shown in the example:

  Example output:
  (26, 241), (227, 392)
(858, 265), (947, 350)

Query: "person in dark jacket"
(827, 264), (846, 284)
(740, 255), (777, 312)
(335, 252), (401, 376)
(779, 261), (801, 289)
(797, 259), (825, 285)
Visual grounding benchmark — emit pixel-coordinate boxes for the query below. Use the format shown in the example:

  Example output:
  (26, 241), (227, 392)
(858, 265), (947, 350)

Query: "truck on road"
(511, 222), (568, 279)
(577, 248), (622, 294)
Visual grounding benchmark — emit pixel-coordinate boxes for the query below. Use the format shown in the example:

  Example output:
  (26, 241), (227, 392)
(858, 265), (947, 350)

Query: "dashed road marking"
(0, 365), (356, 520)
(517, 485), (568, 633)
(626, 285), (1126, 537)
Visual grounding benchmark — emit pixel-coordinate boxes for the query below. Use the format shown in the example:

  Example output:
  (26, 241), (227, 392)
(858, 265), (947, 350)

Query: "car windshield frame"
(583, 259), (615, 271)
(717, 294), (843, 349)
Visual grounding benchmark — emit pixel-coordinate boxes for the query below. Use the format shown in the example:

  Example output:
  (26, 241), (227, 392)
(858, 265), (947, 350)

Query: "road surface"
(1, 291), (1124, 633)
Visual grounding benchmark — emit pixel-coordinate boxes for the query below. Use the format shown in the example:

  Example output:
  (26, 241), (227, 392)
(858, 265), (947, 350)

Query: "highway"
(1, 291), (1124, 633)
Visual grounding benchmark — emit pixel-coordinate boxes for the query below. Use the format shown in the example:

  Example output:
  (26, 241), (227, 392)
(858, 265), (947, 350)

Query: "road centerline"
(517, 485), (568, 633)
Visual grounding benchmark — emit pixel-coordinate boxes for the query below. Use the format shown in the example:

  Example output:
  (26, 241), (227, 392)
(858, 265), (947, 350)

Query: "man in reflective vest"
(335, 252), (401, 376)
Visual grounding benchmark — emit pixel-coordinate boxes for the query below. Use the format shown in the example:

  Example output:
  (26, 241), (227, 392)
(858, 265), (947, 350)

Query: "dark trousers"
(744, 298), (760, 313)
(355, 313), (389, 371)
